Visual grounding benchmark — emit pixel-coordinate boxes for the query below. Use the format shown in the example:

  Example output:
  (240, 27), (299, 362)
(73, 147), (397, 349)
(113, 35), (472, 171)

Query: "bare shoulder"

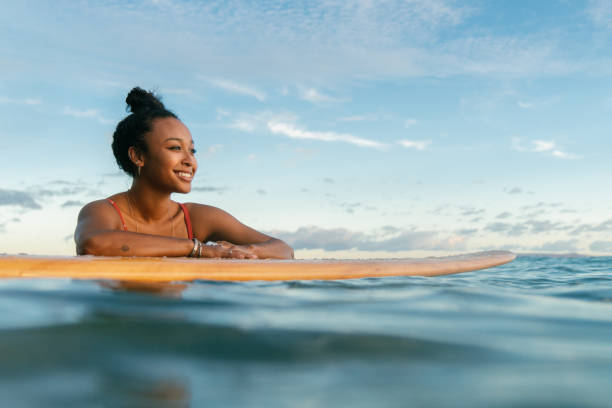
(183, 203), (267, 243)
(77, 198), (123, 230)
(79, 198), (114, 217)
(184, 203), (230, 219)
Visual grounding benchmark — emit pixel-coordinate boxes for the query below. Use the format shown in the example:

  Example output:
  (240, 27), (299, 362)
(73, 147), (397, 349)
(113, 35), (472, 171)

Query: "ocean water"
(0, 255), (611, 407)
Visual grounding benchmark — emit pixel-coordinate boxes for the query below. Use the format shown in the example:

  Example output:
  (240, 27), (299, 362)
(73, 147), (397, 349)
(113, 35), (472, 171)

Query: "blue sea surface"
(1, 255), (611, 407)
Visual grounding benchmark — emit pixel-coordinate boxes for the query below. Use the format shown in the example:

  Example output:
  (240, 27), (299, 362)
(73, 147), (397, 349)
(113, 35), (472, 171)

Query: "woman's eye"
(169, 146), (181, 150)
(191, 148), (197, 154)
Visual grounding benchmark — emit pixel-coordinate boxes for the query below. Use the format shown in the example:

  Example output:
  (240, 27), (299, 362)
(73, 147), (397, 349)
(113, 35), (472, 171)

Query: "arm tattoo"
(121, 245), (130, 252)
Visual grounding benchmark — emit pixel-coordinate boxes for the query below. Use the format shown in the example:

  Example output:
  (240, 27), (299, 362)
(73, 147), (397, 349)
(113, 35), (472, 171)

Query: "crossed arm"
(74, 200), (294, 259)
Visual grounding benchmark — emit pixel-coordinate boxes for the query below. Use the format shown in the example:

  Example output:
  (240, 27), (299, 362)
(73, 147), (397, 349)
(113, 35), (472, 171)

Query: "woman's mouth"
(175, 171), (193, 182)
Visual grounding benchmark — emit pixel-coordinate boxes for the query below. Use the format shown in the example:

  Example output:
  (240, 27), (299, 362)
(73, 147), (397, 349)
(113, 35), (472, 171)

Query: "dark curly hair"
(111, 87), (178, 177)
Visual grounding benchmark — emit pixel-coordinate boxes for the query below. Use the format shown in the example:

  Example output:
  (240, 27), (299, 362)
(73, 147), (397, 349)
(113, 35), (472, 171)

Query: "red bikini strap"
(179, 203), (193, 239)
(106, 198), (128, 231)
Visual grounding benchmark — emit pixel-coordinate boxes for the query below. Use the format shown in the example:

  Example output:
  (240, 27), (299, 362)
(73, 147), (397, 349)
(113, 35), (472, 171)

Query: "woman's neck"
(127, 180), (173, 222)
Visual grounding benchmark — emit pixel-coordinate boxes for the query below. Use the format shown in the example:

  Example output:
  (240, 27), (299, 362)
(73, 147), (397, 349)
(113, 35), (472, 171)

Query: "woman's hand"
(201, 241), (258, 259)
(189, 205), (294, 259)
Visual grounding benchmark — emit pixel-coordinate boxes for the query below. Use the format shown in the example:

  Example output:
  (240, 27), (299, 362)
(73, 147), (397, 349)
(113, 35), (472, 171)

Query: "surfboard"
(0, 251), (515, 282)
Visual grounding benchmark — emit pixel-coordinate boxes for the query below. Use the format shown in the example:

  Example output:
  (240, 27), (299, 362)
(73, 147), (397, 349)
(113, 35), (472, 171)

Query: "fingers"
(227, 247), (258, 259)
(216, 240), (233, 249)
(202, 241), (258, 259)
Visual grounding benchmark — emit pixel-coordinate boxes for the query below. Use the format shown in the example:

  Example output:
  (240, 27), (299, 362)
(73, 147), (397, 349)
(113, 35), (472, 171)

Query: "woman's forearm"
(78, 230), (194, 257)
(77, 230), (294, 259)
(250, 238), (294, 259)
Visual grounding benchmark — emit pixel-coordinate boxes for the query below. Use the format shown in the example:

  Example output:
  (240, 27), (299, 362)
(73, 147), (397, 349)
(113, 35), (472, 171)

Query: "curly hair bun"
(125, 87), (166, 114)
(112, 87), (178, 176)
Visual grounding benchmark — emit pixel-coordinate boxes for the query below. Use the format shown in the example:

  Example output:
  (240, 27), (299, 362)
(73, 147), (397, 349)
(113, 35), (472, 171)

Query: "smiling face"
(134, 117), (198, 194)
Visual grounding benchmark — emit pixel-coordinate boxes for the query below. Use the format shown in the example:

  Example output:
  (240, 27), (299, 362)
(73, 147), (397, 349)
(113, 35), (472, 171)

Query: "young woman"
(75, 87), (294, 259)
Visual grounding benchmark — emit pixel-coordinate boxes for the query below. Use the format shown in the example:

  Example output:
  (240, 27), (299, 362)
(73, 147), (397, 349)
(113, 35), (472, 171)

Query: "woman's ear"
(128, 146), (145, 168)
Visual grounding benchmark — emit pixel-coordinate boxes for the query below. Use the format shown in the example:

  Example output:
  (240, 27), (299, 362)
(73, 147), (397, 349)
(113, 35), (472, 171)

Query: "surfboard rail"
(0, 251), (516, 282)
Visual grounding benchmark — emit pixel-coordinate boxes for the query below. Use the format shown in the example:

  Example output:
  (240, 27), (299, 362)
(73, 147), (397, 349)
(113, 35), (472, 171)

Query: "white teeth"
(177, 171), (193, 179)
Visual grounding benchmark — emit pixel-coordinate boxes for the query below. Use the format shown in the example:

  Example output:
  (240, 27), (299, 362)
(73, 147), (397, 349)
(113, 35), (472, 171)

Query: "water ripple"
(1, 256), (612, 407)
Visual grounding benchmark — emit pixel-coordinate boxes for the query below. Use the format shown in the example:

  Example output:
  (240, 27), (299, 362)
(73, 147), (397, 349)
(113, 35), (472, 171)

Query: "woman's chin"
(176, 184), (192, 194)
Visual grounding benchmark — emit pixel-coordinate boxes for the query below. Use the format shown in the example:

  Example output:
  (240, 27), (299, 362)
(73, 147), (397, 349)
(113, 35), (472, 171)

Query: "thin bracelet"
(197, 240), (203, 258)
(188, 238), (199, 257)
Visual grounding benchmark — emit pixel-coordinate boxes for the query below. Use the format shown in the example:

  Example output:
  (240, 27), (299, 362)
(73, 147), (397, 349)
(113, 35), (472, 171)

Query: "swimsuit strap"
(107, 198), (193, 239)
(178, 203), (194, 239)
(106, 198), (128, 232)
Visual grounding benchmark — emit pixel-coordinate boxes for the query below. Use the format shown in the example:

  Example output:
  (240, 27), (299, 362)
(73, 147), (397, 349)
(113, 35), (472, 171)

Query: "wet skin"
(75, 117), (294, 259)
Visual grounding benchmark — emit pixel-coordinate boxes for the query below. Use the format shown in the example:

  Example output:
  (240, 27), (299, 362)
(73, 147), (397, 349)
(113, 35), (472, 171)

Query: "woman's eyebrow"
(163, 137), (194, 144)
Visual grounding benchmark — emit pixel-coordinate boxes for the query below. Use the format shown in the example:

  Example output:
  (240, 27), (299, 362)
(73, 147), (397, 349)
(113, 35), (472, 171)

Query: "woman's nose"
(182, 152), (196, 167)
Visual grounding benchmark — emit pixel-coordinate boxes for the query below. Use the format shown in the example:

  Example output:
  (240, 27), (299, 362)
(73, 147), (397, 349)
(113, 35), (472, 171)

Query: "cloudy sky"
(1, 0), (611, 257)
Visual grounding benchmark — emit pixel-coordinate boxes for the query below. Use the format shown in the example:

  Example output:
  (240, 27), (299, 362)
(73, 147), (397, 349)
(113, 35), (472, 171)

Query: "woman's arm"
(75, 201), (241, 258)
(216, 238), (294, 260)
(191, 204), (294, 259)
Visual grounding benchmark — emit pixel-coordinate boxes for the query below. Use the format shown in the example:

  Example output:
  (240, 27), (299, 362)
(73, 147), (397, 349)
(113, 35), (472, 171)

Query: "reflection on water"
(102, 376), (190, 408)
(99, 280), (188, 298)
(0, 256), (611, 407)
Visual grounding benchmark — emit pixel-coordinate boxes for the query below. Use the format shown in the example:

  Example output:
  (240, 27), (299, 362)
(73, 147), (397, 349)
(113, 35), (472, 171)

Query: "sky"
(1, 0), (611, 257)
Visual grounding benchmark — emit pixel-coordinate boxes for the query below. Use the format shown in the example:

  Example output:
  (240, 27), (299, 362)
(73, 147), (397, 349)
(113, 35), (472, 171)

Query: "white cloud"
(226, 111), (298, 133)
(512, 138), (580, 159)
(436, 35), (582, 78)
(267, 121), (384, 148)
(511, 138), (526, 151)
(532, 239), (579, 253)
(338, 112), (394, 122)
(398, 140), (430, 150)
(62, 107), (98, 118)
(229, 118), (258, 132)
(550, 150), (580, 160)
(0, 96), (42, 105)
(404, 118), (418, 128)
(202, 144), (223, 158)
(0, 189), (41, 209)
(517, 96), (559, 109)
(587, 0), (612, 28)
(411, 0), (473, 26)
(93, 79), (125, 88)
(569, 219), (612, 236)
(269, 225), (467, 252)
(3, 1), (593, 82)
(298, 87), (344, 104)
(485, 218), (576, 238)
(551, 150), (571, 159)
(338, 114), (376, 122)
(203, 77), (266, 101)
(215, 108), (230, 119)
(532, 140), (555, 152)
(150, 0), (174, 8)
(61, 106), (113, 124)
(191, 185), (228, 193)
(589, 240), (612, 253)
(160, 87), (193, 96)
(505, 187), (523, 195)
